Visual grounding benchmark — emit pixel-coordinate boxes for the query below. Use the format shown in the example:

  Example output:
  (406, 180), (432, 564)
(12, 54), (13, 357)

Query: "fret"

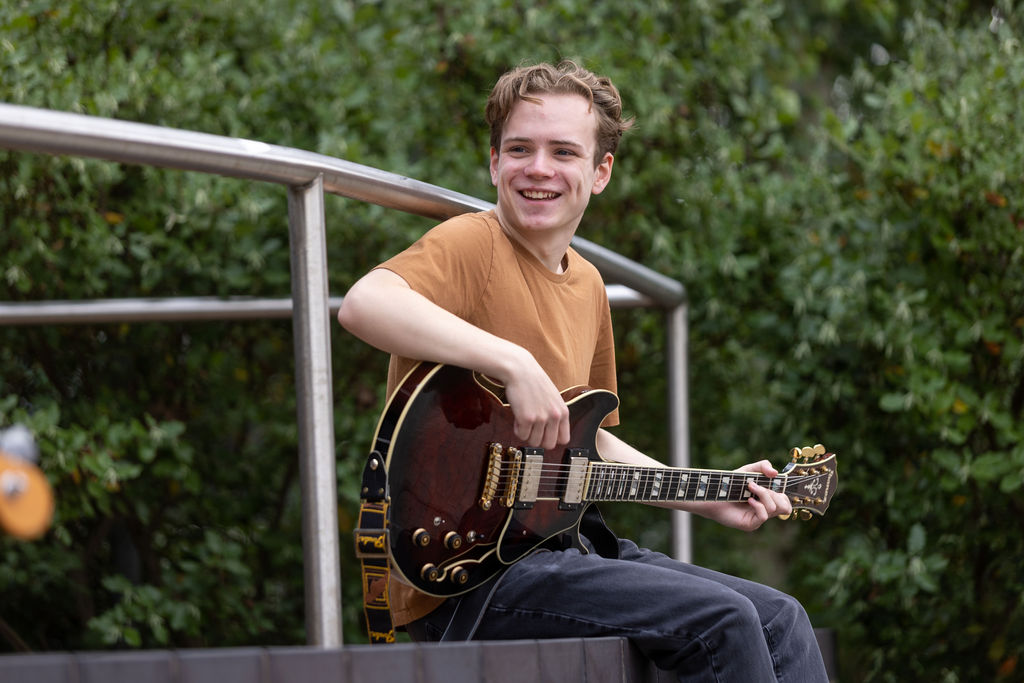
(650, 470), (663, 500)
(643, 468), (657, 500)
(611, 467), (623, 498)
(593, 465), (609, 500)
(593, 464), (606, 497)
(675, 471), (691, 500)
(628, 468), (641, 499)
(729, 474), (741, 500)
(696, 473), (709, 498)
(717, 474), (731, 498)
(740, 474), (754, 501)
(637, 468), (648, 499)
(615, 467), (627, 499)
(640, 467), (653, 499)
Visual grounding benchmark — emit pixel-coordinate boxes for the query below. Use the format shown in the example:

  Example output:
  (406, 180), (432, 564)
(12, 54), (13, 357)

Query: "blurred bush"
(1, 1), (1021, 679)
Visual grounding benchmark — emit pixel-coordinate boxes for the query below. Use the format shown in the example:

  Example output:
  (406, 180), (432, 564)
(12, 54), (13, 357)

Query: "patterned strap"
(354, 452), (394, 644)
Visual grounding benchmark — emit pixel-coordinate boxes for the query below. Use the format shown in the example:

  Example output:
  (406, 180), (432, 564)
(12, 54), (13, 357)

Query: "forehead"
(501, 93), (598, 148)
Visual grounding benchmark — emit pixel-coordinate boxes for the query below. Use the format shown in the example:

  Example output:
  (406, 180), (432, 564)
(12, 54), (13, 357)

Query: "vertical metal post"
(667, 303), (692, 563)
(287, 175), (343, 646)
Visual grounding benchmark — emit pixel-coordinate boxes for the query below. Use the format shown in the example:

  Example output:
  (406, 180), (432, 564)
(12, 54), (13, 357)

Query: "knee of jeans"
(770, 592), (814, 634)
(712, 595), (763, 639)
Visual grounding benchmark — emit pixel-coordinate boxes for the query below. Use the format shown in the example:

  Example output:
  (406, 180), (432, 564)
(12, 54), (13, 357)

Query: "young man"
(338, 60), (828, 681)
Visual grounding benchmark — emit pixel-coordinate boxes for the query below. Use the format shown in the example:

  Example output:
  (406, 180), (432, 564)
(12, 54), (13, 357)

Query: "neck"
(493, 209), (575, 274)
(585, 461), (783, 504)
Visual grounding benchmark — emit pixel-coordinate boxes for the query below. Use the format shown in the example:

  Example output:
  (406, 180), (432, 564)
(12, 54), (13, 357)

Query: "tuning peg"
(789, 447), (800, 463)
(813, 444), (826, 456)
(799, 510), (813, 521)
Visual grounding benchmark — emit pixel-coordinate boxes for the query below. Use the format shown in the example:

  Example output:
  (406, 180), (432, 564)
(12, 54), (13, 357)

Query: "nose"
(524, 152), (554, 178)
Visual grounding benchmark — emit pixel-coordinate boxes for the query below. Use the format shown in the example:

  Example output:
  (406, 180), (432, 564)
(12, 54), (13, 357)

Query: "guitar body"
(375, 363), (618, 597)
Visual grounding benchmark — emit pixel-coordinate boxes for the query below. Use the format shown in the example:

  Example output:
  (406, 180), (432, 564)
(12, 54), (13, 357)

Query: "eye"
(506, 145), (528, 155)
(555, 148), (578, 157)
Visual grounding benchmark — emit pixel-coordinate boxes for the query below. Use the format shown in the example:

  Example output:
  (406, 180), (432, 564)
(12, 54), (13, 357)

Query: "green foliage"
(2, 0), (1023, 680)
(799, 12), (1024, 680)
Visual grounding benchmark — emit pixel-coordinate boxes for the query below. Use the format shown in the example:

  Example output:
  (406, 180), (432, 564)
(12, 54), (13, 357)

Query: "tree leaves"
(2, 1), (1023, 677)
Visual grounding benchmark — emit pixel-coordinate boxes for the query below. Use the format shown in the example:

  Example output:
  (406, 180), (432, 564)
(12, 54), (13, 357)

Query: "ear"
(591, 152), (614, 195)
(489, 147), (499, 186)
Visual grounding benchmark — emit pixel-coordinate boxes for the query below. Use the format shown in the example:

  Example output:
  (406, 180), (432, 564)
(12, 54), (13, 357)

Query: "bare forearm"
(338, 268), (570, 449)
(337, 269), (527, 382)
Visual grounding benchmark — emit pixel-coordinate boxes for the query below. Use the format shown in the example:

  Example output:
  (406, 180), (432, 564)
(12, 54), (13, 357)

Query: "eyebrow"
(503, 136), (586, 150)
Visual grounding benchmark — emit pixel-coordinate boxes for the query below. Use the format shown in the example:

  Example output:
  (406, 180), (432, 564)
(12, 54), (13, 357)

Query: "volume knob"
(450, 567), (469, 585)
(420, 564), (440, 582)
(444, 531), (463, 550)
(412, 528), (431, 546)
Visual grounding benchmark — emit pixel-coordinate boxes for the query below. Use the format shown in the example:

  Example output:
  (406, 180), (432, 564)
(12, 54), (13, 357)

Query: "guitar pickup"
(559, 450), (589, 510)
(514, 450), (544, 509)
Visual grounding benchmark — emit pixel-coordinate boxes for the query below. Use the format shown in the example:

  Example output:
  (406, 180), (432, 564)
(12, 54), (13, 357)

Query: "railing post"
(287, 174), (343, 646)
(667, 303), (692, 563)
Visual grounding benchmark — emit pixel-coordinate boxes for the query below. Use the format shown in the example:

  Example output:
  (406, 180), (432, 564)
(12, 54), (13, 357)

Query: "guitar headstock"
(778, 444), (837, 520)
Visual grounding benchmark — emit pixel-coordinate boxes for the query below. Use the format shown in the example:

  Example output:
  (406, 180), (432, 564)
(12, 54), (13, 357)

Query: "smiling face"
(489, 93), (614, 266)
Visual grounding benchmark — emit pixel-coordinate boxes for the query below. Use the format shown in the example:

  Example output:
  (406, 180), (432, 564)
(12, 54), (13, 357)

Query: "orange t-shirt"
(374, 210), (618, 626)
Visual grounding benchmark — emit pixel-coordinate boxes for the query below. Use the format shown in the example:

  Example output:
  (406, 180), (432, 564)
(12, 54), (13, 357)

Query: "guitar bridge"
(501, 448), (522, 507)
(478, 443), (503, 511)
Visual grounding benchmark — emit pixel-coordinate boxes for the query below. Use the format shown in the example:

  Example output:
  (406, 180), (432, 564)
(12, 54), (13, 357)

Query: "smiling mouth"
(520, 190), (560, 200)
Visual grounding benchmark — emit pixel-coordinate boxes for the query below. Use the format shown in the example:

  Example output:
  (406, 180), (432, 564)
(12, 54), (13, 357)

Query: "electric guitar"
(366, 363), (837, 598)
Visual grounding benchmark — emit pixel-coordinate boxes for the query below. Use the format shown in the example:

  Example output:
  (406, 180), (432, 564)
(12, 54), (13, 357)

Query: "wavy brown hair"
(485, 60), (634, 166)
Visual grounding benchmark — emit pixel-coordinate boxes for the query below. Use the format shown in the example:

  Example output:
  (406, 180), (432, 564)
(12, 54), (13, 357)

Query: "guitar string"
(488, 471), (828, 498)
(481, 459), (832, 480)
(488, 470), (826, 484)
(483, 460), (830, 474)
(488, 466), (826, 481)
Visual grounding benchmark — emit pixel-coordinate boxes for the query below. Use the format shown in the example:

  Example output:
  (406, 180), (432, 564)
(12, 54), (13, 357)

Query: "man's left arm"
(594, 429), (793, 531)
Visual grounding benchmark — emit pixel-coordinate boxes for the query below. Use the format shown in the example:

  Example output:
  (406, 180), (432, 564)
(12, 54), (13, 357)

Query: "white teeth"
(522, 190), (557, 200)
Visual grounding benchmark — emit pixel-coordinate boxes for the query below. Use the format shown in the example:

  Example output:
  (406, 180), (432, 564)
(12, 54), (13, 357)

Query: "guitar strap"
(354, 451), (395, 644)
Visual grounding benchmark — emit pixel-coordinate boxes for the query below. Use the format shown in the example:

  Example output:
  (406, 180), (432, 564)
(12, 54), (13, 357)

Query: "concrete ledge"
(0, 630), (836, 682)
(0, 637), (665, 683)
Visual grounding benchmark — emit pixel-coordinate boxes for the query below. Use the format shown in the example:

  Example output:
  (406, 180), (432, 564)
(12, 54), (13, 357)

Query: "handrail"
(0, 286), (653, 325)
(0, 102), (690, 646)
(0, 103), (684, 307)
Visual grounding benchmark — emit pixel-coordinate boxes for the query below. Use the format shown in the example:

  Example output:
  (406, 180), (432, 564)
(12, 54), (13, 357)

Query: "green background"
(2, 1), (1022, 680)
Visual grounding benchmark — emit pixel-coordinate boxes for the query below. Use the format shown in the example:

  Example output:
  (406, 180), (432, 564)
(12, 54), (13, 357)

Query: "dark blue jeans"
(409, 538), (828, 682)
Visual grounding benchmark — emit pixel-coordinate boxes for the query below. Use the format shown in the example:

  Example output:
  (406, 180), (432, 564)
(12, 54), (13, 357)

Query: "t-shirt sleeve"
(374, 214), (493, 319)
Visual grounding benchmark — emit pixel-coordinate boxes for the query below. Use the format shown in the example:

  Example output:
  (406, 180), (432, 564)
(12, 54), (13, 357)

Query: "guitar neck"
(584, 461), (783, 505)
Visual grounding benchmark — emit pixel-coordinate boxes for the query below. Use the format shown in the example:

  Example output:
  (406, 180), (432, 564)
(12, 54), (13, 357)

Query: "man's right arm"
(337, 268), (570, 449)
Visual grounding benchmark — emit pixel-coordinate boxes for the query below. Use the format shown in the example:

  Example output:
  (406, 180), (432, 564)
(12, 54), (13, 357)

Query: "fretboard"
(584, 462), (785, 504)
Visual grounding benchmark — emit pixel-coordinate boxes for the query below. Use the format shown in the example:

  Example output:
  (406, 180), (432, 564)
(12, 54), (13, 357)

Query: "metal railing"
(0, 102), (690, 646)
